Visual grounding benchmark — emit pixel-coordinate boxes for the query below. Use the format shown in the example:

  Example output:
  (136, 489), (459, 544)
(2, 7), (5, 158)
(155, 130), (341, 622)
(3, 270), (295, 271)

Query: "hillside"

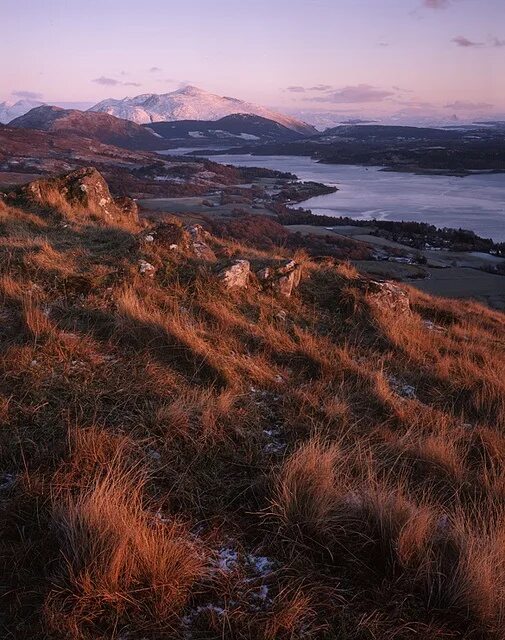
(89, 85), (317, 136)
(213, 123), (505, 175)
(8, 105), (171, 151)
(1, 168), (505, 639)
(0, 124), (251, 198)
(145, 113), (306, 144)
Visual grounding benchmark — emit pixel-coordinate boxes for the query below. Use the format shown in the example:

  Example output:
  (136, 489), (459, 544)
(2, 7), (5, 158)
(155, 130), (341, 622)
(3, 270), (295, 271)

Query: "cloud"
(286, 86), (306, 93)
(423, 0), (451, 8)
(12, 90), (43, 100)
(308, 84), (333, 91)
(377, 42), (389, 47)
(307, 84), (395, 104)
(445, 100), (493, 110)
(92, 76), (142, 88)
(149, 66), (162, 72)
(93, 76), (121, 86)
(452, 36), (483, 47)
(492, 37), (505, 47)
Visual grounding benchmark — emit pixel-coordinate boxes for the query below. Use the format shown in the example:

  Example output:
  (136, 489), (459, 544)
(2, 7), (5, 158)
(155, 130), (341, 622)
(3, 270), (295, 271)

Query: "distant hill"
(145, 113), (306, 144)
(89, 85), (317, 136)
(9, 105), (167, 151)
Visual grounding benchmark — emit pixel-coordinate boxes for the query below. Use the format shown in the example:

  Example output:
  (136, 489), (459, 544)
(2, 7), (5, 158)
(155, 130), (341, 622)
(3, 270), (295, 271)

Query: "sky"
(1, 0), (504, 124)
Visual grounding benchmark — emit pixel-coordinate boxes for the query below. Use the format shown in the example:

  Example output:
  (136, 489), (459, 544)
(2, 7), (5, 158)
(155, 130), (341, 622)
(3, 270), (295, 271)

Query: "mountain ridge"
(88, 85), (317, 136)
(8, 105), (168, 151)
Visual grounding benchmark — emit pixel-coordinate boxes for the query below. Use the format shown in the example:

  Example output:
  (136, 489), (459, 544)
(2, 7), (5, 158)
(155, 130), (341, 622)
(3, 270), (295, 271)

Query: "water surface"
(181, 152), (505, 242)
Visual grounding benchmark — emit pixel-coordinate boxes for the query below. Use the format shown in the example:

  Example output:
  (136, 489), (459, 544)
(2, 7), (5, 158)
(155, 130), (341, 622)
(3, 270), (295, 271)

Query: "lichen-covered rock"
(18, 167), (138, 226)
(257, 260), (302, 297)
(218, 260), (250, 289)
(367, 280), (411, 315)
(185, 224), (216, 261)
(138, 259), (156, 277)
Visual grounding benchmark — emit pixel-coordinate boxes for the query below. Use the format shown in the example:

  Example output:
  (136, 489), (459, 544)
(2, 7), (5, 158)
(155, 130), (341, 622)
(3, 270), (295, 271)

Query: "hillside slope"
(1, 169), (505, 639)
(9, 105), (168, 151)
(145, 113), (306, 144)
(89, 85), (317, 136)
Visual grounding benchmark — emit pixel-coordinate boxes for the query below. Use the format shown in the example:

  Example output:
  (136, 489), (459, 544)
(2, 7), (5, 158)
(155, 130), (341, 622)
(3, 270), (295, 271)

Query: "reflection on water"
(179, 152), (505, 242)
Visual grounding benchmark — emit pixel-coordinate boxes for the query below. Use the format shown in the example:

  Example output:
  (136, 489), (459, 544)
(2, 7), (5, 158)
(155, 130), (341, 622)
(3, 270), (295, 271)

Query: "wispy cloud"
(93, 76), (121, 86)
(452, 35), (504, 48)
(286, 84), (334, 94)
(12, 90), (43, 100)
(307, 84), (395, 104)
(92, 76), (141, 87)
(149, 66), (162, 72)
(308, 84), (333, 91)
(452, 36), (483, 47)
(423, 0), (451, 8)
(445, 100), (493, 110)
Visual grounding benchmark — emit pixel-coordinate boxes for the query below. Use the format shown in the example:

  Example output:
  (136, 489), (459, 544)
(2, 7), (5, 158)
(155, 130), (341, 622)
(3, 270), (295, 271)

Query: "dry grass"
(1, 192), (505, 638)
(46, 454), (203, 637)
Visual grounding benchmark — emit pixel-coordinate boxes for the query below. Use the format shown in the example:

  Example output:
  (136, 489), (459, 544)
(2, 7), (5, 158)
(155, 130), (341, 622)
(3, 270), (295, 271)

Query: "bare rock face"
(185, 224), (216, 261)
(218, 260), (250, 289)
(19, 167), (138, 226)
(257, 260), (302, 297)
(367, 280), (411, 315)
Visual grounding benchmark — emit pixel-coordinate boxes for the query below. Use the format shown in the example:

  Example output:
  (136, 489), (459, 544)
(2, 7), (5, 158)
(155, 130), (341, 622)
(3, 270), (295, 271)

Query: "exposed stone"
(139, 259), (156, 277)
(185, 224), (216, 261)
(367, 280), (411, 315)
(257, 260), (302, 297)
(219, 260), (250, 289)
(18, 167), (138, 226)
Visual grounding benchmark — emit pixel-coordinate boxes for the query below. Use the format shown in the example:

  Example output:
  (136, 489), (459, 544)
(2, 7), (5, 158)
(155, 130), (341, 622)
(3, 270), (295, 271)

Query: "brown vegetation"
(0, 171), (505, 638)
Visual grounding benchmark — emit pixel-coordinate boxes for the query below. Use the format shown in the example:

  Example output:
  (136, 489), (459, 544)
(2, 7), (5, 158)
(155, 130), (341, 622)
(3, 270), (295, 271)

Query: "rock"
(257, 260), (302, 297)
(219, 260), (250, 289)
(367, 280), (411, 315)
(185, 224), (216, 261)
(139, 259), (156, 277)
(18, 167), (139, 226)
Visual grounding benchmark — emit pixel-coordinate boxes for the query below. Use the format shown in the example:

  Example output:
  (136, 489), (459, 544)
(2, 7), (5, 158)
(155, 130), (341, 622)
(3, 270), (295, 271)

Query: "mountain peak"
(89, 87), (317, 136)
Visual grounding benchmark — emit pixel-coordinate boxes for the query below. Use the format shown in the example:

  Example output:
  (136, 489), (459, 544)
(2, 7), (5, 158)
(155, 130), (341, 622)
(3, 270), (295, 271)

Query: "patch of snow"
(0, 473), (15, 491)
(214, 546), (239, 573)
(388, 375), (417, 400)
(239, 133), (260, 140)
(246, 554), (273, 576)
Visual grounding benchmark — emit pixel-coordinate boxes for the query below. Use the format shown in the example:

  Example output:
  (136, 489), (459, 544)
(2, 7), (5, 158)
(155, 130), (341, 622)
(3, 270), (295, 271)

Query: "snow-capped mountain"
(89, 85), (316, 136)
(0, 99), (45, 124)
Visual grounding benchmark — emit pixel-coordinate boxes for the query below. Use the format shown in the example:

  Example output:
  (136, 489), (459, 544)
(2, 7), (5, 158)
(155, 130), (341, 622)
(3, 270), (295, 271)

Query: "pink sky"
(1, 0), (504, 123)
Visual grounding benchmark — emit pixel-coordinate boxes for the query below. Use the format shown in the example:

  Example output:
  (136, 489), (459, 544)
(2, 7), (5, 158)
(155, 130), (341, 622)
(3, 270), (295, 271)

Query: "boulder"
(139, 259), (156, 277)
(367, 280), (411, 315)
(18, 167), (138, 226)
(218, 260), (250, 289)
(185, 224), (216, 261)
(257, 260), (302, 297)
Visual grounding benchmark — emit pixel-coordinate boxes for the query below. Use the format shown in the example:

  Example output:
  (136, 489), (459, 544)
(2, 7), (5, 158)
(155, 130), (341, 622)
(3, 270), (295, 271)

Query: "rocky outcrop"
(218, 260), (251, 289)
(257, 260), (302, 297)
(185, 224), (217, 261)
(18, 167), (139, 226)
(142, 221), (217, 261)
(366, 280), (411, 315)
